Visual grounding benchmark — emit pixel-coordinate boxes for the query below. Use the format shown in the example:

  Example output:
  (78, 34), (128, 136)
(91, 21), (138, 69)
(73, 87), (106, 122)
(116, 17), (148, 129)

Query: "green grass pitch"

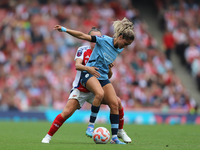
(0, 122), (200, 150)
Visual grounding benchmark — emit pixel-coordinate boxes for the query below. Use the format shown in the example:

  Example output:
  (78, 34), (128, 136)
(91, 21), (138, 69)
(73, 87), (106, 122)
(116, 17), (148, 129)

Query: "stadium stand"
(0, 0), (197, 114)
(156, 0), (200, 90)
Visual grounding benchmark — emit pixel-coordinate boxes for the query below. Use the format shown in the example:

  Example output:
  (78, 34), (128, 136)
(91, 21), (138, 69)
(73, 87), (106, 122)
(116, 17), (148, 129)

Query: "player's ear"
(119, 35), (123, 40)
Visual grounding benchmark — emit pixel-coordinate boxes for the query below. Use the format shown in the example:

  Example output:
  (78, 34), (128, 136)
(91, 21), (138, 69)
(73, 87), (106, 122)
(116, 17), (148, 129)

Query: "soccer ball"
(92, 127), (110, 144)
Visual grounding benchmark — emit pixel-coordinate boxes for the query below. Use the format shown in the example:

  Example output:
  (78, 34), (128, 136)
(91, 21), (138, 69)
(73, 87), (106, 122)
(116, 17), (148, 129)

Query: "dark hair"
(88, 27), (101, 35)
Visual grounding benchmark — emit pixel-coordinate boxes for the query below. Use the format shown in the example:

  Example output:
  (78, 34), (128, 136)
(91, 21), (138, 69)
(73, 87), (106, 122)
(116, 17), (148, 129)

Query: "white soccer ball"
(92, 127), (110, 144)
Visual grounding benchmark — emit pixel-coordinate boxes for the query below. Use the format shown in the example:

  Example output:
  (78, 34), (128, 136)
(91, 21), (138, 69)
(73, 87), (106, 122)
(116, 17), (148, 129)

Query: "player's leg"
(102, 83), (126, 144)
(117, 98), (124, 130)
(41, 90), (80, 143)
(41, 99), (79, 143)
(117, 97), (132, 143)
(85, 76), (104, 106)
(101, 96), (132, 143)
(84, 76), (104, 137)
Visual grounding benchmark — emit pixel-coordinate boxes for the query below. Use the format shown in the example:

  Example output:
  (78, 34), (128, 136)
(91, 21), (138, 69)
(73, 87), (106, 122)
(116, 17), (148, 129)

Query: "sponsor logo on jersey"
(72, 95), (77, 97)
(77, 50), (82, 57)
(103, 53), (114, 63)
(106, 46), (110, 50)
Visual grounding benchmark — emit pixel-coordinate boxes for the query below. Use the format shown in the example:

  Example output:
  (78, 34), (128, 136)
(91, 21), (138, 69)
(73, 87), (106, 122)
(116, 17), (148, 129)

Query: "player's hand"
(87, 67), (100, 78)
(53, 25), (62, 32)
(109, 62), (115, 69)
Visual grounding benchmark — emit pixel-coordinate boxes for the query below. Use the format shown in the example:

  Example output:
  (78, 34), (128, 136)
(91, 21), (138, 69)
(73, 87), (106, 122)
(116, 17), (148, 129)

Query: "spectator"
(184, 41), (200, 71)
(0, 0), (196, 113)
(163, 30), (175, 60)
(191, 56), (200, 91)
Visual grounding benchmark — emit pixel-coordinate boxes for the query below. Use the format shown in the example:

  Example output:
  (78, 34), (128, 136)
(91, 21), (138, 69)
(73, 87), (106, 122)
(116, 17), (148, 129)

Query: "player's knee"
(110, 100), (118, 110)
(95, 90), (104, 101)
(61, 108), (73, 119)
(117, 97), (122, 109)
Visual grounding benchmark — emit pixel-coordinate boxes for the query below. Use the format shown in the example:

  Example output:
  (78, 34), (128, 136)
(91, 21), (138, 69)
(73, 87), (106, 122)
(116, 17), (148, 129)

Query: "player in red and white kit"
(41, 27), (131, 144)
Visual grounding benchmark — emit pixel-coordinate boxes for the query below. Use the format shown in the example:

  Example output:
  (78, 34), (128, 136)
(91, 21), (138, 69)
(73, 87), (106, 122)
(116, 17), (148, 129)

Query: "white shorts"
(68, 88), (95, 109)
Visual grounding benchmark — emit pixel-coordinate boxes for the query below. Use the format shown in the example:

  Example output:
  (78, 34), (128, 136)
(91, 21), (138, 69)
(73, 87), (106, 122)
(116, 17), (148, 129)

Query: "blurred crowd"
(157, 0), (200, 92)
(0, 0), (197, 113)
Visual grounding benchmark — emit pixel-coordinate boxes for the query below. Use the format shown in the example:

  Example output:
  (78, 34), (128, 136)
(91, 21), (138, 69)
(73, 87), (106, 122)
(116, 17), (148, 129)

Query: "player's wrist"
(85, 66), (89, 72)
(61, 26), (67, 32)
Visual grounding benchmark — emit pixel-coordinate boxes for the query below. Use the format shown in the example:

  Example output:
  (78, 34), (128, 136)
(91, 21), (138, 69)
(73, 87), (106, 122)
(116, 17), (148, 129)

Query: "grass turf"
(0, 122), (200, 150)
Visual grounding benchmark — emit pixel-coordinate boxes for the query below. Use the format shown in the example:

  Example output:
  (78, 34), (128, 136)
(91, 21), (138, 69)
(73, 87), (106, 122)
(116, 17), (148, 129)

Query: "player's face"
(90, 31), (101, 50)
(117, 35), (133, 49)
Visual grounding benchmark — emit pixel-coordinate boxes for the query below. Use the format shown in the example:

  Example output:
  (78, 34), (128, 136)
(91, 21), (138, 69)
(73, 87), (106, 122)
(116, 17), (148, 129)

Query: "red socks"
(48, 114), (66, 136)
(119, 107), (124, 129)
(47, 109), (124, 136)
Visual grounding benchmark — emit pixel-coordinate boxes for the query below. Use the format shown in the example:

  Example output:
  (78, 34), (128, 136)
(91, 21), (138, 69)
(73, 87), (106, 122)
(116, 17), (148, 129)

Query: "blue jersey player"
(84, 35), (124, 80)
(53, 17), (135, 144)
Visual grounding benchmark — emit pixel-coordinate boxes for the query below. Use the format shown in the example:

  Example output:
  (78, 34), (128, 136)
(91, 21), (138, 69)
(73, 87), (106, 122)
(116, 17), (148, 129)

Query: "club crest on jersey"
(77, 50), (82, 57)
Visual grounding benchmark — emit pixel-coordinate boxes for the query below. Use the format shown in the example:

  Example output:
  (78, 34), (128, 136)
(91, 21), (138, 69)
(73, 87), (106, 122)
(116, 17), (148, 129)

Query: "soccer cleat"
(117, 129), (132, 143)
(110, 137), (126, 144)
(41, 136), (51, 144)
(86, 124), (94, 138)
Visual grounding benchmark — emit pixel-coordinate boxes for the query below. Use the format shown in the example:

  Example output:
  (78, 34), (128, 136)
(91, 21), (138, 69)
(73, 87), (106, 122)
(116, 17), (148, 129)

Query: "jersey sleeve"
(95, 35), (106, 44)
(74, 47), (84, 61)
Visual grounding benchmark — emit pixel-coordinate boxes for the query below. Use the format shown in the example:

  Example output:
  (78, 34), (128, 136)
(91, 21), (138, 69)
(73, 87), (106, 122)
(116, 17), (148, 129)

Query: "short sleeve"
(95, 35), (105, 44)
(74, 47), (84, 61)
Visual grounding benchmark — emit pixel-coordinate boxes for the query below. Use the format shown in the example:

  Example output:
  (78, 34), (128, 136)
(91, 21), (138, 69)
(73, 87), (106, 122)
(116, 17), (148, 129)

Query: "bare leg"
(86, 76), (104, 106)
(102, 83), (118, 114)
(61, 99), (80, 119)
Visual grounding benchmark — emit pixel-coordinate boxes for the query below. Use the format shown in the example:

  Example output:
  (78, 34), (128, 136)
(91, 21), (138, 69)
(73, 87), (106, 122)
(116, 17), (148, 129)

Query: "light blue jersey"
(86, 35), (123, 80)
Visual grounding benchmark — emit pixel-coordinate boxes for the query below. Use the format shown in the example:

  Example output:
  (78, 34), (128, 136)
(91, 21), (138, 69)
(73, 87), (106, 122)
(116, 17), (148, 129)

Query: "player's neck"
(113, 38), (118, 48)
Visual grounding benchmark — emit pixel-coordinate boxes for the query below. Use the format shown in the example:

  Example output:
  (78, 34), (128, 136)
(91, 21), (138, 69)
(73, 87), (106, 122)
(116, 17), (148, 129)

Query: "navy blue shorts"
(80, 71), (110, 88)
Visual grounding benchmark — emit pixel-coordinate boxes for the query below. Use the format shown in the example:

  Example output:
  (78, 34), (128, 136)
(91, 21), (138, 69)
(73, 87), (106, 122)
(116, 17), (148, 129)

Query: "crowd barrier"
(0, 110), (199, 125)
(0, 111), (46, 122)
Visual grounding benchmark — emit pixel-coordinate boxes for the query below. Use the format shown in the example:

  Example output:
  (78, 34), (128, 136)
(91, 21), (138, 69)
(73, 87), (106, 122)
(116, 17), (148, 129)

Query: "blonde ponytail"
(112, 17), (135, 41)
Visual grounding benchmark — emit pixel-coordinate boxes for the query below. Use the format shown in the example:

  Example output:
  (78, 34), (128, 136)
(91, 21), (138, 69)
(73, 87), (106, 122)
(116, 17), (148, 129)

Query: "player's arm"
(75, 58), (100, 78)
(53, 25), (96, 42)
(108, 68), (113, 79)
(108, 63), (114, 79)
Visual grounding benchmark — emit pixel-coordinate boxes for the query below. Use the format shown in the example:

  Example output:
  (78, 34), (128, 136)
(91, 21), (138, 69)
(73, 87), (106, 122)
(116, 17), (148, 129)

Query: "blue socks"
(89, 105), (100, 123)
(110, 114), (119, 137)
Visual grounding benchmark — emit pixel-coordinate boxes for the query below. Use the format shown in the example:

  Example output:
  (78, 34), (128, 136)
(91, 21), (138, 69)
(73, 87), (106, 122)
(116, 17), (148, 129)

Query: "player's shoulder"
(96, 35), (110, 39)
(76, 45), (91, 57)
(96, 35), (112, 43)
(77, 45), (91, 51)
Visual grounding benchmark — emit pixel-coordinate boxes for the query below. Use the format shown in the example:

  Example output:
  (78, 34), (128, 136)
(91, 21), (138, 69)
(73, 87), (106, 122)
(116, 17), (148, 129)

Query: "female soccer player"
(41, 27), (132, 144)
(53, 18), (135, 144)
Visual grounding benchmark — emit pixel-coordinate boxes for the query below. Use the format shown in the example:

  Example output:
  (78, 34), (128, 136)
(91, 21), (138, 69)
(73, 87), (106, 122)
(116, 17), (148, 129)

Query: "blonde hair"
(112, 17), (135, 41)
